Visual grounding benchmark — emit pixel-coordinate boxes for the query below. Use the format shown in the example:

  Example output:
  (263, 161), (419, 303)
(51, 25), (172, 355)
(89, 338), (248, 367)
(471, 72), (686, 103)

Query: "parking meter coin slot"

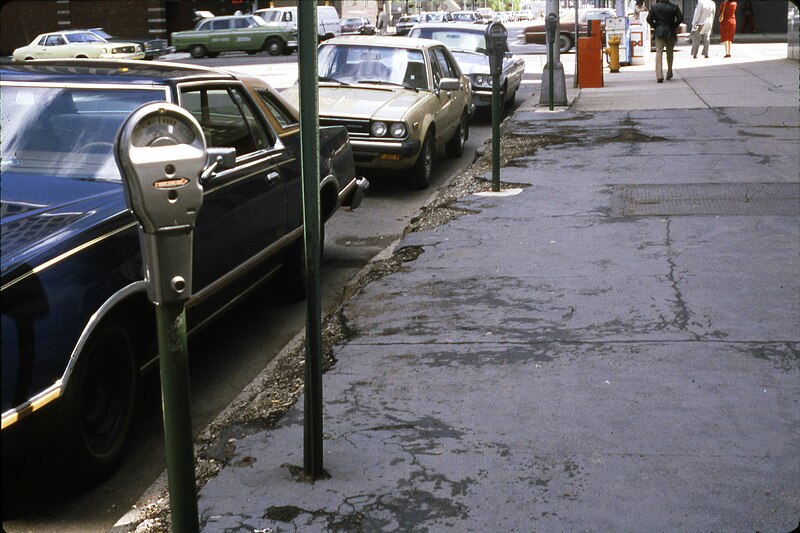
(115, 103), (208, 304)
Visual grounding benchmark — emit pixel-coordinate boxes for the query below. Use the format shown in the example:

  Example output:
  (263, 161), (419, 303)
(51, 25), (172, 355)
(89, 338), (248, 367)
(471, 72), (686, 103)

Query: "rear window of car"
(0, 85), (166, 181)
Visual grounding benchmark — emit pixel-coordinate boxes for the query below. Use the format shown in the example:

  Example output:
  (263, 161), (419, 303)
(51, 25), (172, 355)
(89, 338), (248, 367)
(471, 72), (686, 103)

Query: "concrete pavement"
(136, 42), (799, 532)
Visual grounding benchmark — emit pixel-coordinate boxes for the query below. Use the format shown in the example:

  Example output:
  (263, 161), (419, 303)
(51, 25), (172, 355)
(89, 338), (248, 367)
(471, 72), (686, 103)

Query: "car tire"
(189, 45), (207, 59)
(559, 34), (573, 53)
(61, 320), (137, 479)
(408, 131), (434, 190)
(265, 38), (284, 56)
(446, 111), (468, 158)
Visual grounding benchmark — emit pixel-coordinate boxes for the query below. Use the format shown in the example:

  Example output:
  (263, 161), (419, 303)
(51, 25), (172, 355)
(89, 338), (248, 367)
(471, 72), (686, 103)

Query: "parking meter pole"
(156, 302), (199, 533)
(298, 0), (324, 481)
(539, 0), (567, 107)
(491, 60), (501, 192)
(485, 22), (507, 193)
(548, 42), (554, 110)
(574, 1), (580, 88)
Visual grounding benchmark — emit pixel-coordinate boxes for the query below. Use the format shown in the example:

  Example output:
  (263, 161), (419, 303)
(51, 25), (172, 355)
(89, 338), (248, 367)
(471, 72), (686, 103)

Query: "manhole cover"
(611, 183), (799, 217)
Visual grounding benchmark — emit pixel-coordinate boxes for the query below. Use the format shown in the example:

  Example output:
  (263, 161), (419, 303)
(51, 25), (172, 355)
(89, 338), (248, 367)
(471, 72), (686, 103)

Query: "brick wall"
(0, 0), (170, 56)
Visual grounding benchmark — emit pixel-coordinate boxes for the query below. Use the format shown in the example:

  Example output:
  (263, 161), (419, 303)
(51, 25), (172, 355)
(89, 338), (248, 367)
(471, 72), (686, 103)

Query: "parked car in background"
(84, 28), (171, 60)
(420, 11), (454, 23)
(523, 8), (615, 52)
(0, 59), (366, 477)
(12, 30), (144, 61)
(283, 36), (472, 189)
(409, 22), (525, 116)
(341, 16), (376, 35)
(477, 7), (495, 22)
(254, 5), (341, 41)
(395, 14), (420, 35)
(171, 14), (297, 57)
(451, 11), (484, 24)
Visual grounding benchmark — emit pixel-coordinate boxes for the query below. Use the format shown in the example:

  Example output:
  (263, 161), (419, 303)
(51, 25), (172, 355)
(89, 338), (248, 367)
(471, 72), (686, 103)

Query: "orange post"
(578, 19), (604, 88)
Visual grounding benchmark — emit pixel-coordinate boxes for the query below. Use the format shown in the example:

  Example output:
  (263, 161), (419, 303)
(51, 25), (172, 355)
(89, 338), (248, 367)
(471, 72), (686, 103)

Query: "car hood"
(284, 85), (425, 121)
(0, 174), (128, 275)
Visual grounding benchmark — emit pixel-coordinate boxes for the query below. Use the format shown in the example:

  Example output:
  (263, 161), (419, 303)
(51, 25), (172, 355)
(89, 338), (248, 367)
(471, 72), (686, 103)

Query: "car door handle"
(266, 171), (280, 184)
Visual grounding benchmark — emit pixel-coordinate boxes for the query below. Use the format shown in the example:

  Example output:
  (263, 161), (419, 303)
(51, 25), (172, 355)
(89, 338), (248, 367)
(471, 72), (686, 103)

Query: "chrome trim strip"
(1, 280), (148, 429)
(0, 82), (169, 93)
(187, 264), (283, 336)
(187, 226), (303, 308)
(61, 281), (149, 388)
(1, 382), (62, 430)
(1, 222), (138, 292)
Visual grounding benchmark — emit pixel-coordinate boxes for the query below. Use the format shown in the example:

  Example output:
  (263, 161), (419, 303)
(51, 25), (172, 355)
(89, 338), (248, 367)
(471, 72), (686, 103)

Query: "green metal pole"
(297, 0), (324, 481)
(491, 62), (501, 192)
(155, 302), (198, 533)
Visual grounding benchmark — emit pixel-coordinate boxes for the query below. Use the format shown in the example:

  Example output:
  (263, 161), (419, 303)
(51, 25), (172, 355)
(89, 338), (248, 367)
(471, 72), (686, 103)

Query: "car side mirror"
(200, 147), (237, 183)
(438, 78), (461, 91)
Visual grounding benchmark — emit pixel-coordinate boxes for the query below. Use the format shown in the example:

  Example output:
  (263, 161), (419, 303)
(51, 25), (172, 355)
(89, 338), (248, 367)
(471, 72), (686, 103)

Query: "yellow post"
(605, 34), (621, 73)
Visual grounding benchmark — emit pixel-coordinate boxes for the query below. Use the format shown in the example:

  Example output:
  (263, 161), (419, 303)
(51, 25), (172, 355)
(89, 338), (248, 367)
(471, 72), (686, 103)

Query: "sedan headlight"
(371, 121), (388, 137)
(389, 122), (407, 139)
(101, 48), (108, 54)
(471, 74), (492, 88)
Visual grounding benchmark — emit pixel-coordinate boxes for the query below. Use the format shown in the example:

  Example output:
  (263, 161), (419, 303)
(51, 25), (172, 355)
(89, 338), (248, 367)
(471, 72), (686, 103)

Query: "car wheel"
(408, 131), (434, 190)
(446, 111), (468, 158)
(265, 38), (284, 56)
(558, 34), (573, 53)
(189, 45), (207, 59)
(61, 320), (137, 478)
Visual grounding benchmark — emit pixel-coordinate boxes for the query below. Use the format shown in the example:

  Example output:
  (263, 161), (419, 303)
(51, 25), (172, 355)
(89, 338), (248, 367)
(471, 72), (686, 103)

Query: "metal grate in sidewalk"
(610, 183), (800, 217)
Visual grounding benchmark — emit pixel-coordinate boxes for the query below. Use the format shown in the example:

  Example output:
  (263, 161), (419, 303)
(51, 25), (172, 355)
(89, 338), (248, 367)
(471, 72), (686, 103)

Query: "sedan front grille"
(112, 46), (138, 54)
(320, 117), (370, 136)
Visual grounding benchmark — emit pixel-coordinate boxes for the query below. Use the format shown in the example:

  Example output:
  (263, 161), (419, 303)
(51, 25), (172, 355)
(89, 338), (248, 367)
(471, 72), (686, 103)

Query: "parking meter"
(485, 22), (508, 193)
(484, 21), (508, 76)
(115, 102), (207, 304)
(545, 13), (558, 45)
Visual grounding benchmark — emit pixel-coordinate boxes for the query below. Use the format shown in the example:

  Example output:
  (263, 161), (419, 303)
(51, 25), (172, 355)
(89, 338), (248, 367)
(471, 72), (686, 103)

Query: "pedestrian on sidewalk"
(647, 0), (684, 83)
(691, 0), (715, 58)
(742, 0), (756, 33)
(718, 0), (737, 57)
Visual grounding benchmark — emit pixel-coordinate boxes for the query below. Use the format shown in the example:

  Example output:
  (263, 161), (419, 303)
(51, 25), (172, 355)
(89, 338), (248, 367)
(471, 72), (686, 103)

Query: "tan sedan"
(283, 36), (472, 189)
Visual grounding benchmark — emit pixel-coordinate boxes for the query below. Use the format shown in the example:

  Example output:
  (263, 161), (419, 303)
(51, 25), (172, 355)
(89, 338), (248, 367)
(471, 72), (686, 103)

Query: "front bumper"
(101, 51), (146, 60)
(349, 138), (422, 169)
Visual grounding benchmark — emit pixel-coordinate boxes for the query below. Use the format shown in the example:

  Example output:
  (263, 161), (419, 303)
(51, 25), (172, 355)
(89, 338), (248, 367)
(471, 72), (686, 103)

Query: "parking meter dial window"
(131, 115), (196, 148)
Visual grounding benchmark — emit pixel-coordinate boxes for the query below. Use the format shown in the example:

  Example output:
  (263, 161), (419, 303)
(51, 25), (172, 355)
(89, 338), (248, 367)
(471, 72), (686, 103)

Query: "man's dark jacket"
(647, 1), (684, 39)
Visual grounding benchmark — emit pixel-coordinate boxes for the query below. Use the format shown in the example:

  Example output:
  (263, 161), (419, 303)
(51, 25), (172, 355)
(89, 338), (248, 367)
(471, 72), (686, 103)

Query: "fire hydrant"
(605, 34), (621, 73)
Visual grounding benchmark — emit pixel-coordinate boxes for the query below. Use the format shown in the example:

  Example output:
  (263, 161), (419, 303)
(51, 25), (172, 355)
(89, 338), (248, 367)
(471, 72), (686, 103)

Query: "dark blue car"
(0, 60), (366, 476)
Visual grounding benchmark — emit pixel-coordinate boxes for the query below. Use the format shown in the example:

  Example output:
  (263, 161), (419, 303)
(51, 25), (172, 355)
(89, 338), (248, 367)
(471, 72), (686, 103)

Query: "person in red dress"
(718, 0), (737, 57)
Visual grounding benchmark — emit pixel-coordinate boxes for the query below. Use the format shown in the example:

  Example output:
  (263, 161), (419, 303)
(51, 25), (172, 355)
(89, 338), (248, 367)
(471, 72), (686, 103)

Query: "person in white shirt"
(691, 0), (716, 58)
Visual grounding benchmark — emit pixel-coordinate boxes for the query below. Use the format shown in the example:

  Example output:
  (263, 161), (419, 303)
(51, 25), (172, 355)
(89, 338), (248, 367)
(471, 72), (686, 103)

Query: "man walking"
(691, 0), (716, 58)
(647, 0), (684, 83)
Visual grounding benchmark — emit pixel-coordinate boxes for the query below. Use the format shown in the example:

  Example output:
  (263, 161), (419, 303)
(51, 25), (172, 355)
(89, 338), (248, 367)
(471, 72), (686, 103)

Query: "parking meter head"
(116, 103), (206, 234)
(545, 13), (558, 42)
(115, 102), (208, 303)
(484, 22), (509, 56)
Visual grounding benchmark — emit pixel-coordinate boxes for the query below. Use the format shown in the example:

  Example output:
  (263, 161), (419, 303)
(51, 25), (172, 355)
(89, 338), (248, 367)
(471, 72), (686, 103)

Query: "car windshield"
(342, 18), (363, 25)
(318, 44), (428, 90)
(453, 13), (476, 21)
(411, 28), (486, 53)
(89, 28), (113, 39)
(0, 85), (165, 182)
(65, 32), (105, 43)
(398, 16), (418, 24)
(257, 10), (282, 23)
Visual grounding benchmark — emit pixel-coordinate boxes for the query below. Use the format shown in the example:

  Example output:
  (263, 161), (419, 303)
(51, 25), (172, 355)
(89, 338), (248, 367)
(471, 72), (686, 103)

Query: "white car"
(13, 30), (144, 61)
